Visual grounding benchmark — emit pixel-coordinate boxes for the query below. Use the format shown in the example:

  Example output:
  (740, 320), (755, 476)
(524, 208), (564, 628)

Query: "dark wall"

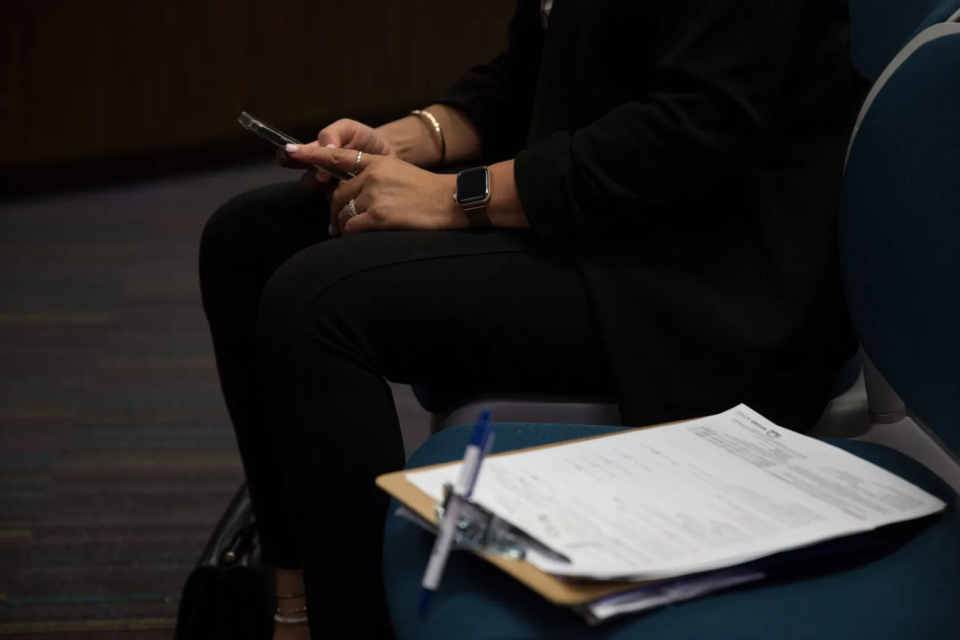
(0, 0), (514, 176)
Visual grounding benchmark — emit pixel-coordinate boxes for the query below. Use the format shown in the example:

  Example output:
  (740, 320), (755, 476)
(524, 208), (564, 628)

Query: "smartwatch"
(454, 166), (492, 226)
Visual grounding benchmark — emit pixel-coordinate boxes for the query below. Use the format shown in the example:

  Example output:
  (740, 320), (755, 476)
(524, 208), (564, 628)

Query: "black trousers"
(198, 182), (613, 638)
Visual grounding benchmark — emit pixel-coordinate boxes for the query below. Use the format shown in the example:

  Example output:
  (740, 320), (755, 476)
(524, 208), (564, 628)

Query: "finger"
(318, 118), (372, 153)
(329, 172), (368, 216)
(343, 212), (377, 236)
(287, 140), (339, 184)
(338, 206), (373, 235)
(285, 143), (377, 176)
(276, 147), (310, 169)
(317, 118), (366, 149)
(329, 186), (342, 235)
(337, 203), (353, 234)
(315, 144), (338, 184)
(300, 169), (321, 190)
(329, 204), (339, 237)
(316, 123), (343, 149)
(334, 190), (373, 234)
(352, 190), (372, 214)
(327, 179), (358, 236)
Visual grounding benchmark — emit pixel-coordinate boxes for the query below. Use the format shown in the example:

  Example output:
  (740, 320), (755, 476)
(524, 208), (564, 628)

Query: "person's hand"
(317, 119), (398, 158)
(276, 119), (398, 187)
(285, 144), (466, 236)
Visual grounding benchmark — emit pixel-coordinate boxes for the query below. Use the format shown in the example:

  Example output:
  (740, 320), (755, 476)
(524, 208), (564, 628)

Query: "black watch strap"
(464, 205), (492, 227)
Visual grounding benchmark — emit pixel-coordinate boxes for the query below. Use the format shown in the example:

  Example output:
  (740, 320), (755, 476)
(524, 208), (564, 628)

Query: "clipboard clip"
(436, 483), (528, 559)
(436, 483), (570, 564)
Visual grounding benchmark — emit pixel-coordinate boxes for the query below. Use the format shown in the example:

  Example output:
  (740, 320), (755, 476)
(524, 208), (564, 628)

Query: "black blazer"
(438, 0), (869, 430)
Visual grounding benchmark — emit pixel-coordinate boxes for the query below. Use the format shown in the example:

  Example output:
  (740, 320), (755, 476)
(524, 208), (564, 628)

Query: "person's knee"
(200, 182), (331, 293)
(199, 188), (268, 279)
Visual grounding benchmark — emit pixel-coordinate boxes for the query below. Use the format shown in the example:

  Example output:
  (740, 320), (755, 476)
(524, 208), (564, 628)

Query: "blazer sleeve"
(434, 1), (543, 163)
(514, 0), (808, 237)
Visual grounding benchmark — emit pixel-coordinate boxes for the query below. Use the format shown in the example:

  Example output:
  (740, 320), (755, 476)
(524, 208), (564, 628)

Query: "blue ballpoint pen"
(418, 410), (495, 615)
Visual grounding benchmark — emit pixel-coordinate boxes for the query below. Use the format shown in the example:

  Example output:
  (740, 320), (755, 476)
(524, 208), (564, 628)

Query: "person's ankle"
(274, 568), (309, 638)
(275, 567), (306, 602)
(273, 622), (310, 640)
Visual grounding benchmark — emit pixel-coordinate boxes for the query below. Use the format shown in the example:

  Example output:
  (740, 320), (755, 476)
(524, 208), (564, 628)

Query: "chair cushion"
(384, 423), (960, 640)
(413, 354), (862, 417)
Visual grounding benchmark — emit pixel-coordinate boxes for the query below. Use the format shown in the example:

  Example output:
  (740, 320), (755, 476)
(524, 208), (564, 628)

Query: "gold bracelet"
(410, 109), (446, 167)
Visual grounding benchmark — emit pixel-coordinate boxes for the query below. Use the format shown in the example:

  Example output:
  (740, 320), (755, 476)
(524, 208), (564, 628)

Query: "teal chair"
(848, 0), (960, 80)
(382, 15), (960, 640)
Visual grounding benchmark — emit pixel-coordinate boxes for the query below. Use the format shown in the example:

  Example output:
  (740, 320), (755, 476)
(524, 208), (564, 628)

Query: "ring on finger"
(346, 199), (358, 219)
(353, 151), (363, 175)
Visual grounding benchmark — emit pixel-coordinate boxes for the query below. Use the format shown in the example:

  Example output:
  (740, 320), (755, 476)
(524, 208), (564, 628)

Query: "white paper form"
(406, 405), (945, 580)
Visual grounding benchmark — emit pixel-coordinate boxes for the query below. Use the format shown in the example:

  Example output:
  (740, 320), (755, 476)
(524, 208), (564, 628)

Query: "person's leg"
(199, 181), (329, 572)
(256, 229), (613, 638)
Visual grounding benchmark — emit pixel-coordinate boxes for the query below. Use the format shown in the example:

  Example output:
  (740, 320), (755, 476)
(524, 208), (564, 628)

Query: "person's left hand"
(284, 144), (466, 236)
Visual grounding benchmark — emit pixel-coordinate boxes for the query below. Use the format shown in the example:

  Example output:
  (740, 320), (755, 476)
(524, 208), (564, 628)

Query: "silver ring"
(346, 199), (358, 219)
(353, 151), (363, 175)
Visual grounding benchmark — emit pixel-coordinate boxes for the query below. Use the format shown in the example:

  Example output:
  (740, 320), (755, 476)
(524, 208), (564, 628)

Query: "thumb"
(317, 125), (342, 148)
(317, 118), (364, 149)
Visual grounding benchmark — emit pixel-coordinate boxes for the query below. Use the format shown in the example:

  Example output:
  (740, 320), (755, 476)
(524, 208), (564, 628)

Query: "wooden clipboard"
(376, 425), (675, 607)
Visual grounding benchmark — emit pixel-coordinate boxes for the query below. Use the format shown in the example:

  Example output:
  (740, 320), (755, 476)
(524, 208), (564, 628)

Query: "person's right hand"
(276, 119), (398, 186)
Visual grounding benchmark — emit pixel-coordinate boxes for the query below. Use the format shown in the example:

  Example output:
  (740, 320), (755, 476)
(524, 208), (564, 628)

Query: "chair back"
(839, 22), (960, 455)
(849, 0), (960, 80)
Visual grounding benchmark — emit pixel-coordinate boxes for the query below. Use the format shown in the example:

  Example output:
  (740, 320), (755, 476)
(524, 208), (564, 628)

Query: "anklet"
(276, 592), (305, 599)
(277, 605), (307, 615)
(274, 612), (309, 625)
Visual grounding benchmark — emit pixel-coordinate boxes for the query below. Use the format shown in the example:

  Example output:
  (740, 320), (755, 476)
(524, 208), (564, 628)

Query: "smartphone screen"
(238, 112), (354, 182)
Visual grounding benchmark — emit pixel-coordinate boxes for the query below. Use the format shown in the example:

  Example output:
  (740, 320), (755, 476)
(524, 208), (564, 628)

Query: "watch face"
(456, 167), (490, 205)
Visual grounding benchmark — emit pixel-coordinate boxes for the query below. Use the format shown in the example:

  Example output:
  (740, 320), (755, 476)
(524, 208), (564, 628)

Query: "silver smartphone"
(238, 111), (354, 182)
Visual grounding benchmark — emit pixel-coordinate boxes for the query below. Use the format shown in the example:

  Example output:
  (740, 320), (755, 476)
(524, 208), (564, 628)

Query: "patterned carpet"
(0, 163), (433, 638)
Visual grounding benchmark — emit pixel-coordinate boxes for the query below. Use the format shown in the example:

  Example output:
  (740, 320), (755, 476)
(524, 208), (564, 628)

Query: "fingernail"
(325, 144), (336, 149)
(328, 224), (336, 235)
(285, 144), (299, 153)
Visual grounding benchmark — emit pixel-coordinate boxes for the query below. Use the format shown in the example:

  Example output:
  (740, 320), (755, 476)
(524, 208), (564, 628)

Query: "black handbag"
(175, 484), (275, 640)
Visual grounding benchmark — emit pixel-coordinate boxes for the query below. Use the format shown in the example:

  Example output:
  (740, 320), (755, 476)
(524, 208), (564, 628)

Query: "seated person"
(198, 0), (868, 638)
